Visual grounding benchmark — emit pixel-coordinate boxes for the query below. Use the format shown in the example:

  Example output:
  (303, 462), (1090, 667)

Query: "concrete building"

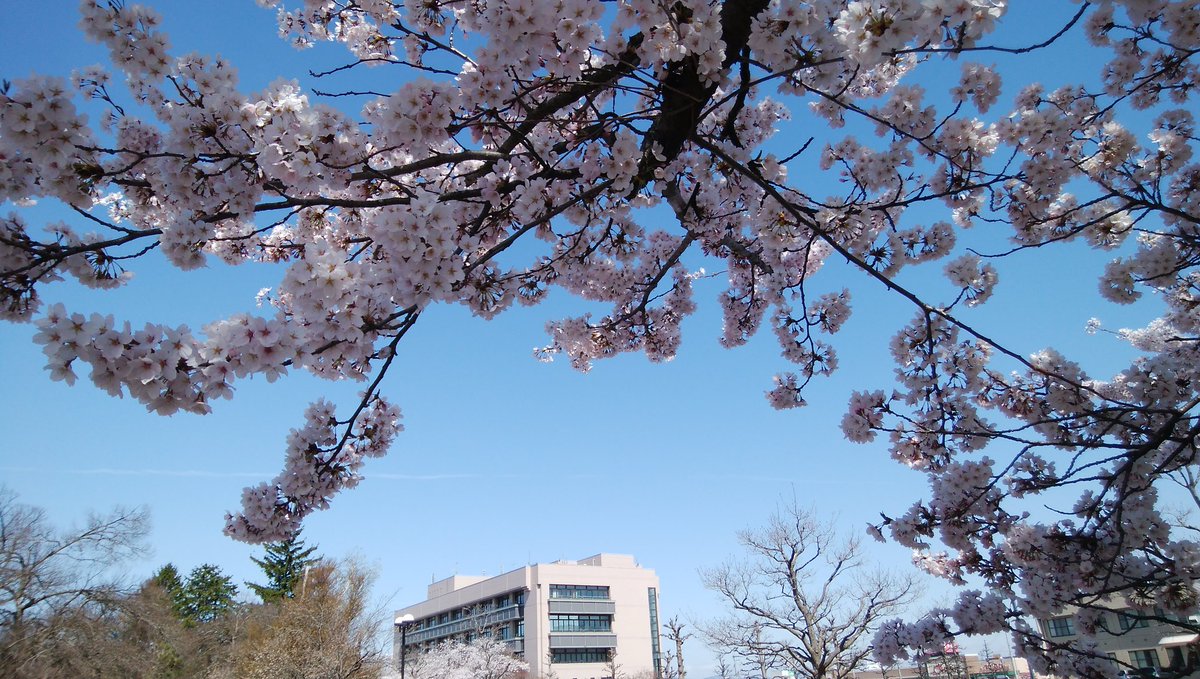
(394, 553), (663, 679)
(1035, 599), (1200, 677)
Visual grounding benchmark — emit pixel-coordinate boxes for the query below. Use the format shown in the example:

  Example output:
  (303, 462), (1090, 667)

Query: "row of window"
(550, 584), (610, 599)
(416, 589), (527, 630)
(1046, 609), (1188, 637)
(1047, 617), (1075, 637)
(1129, 649), (1160, 669)
(550, 614), (612, 632)
(1121, 646), (1196, 671)
(403, 620), (525, 655)
(495, 621), (525, 640)
(551, 648), (613, 664)
(492, 591), (525, 609)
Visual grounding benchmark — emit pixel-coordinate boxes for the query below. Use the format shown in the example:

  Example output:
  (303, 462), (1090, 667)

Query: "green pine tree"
(150, 562), (187, 619)
(152, 563), (183, 593)
(246, 530), (319, 604)
(150, 566), (182, 599)
(176, 563), (238, 625)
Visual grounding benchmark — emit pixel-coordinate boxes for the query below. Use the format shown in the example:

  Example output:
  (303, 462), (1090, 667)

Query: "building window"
(1130, 649), (1159, 670)
(551, 648), (612, 664)
(550, 614), (613, 632)
(550, 584), (610, 599)
(1119, 610), (1150, 631)
(1047, 616), (1075, 637)
(649, 586), (662, 677)
(1167, 647), (1185, 670)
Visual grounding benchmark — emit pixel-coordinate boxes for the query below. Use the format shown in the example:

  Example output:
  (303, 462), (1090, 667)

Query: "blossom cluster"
(225, 396), (402, 543)
(29, 303), (302, 416)
(0, 75), (98, 207)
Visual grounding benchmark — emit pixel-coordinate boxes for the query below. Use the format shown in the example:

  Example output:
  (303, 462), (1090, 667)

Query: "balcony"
(548, 633), (618, 649)
(401, 604), (524, 646)
(547, 599), (616, 615)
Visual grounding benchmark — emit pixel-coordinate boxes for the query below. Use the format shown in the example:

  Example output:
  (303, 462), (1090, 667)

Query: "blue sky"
(0, 1), (1170, 674)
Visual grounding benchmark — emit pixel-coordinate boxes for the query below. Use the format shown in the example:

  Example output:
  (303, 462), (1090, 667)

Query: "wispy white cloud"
(691, 473), (843, 484)
(0, 466), (521, 482)
(0, 466), (268, 479)
(369, 472), (522, 481)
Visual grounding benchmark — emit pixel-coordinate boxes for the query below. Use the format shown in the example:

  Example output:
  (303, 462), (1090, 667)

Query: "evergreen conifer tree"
(152, 563), (183, 594)
(176, 564), (238, 625)
(151, 562), (186, 618)
(246, 530), (319, 604)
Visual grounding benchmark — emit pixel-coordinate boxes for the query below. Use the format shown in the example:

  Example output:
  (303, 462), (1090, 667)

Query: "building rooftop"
(423, 554), (642, 599)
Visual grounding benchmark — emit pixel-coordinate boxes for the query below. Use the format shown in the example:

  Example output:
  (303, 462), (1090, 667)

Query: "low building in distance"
(1036, 597), (1199, 677)
(853, 648), (1032, 679)
(394, 553), (662, 679)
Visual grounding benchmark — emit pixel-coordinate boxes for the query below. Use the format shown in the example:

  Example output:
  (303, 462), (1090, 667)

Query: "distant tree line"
(0, 487), (387, 679)
(3, 486), (919, 679)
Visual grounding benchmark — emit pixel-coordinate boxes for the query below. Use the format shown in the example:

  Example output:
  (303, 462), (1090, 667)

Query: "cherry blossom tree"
(403, 637), (527, 679)
(3, 0), (1200, 675)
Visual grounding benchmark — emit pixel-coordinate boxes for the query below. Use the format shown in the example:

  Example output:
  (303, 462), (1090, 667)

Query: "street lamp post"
(395, 614), (415, 679)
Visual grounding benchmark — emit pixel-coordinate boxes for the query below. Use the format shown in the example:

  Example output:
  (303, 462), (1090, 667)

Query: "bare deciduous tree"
(232, 557), (388, 679)
(0, 487), (150, 677)
(604, 647), (623, 679)
(660, 648), (679, 679)
(713, 653), (738, 679)
(664, 617), (693, 679)
(703, 502), (919, 679)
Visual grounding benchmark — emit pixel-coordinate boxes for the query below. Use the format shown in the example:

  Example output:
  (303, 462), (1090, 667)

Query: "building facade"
(394, 553), (663, 679)
(1036, 599), (1200, 677)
